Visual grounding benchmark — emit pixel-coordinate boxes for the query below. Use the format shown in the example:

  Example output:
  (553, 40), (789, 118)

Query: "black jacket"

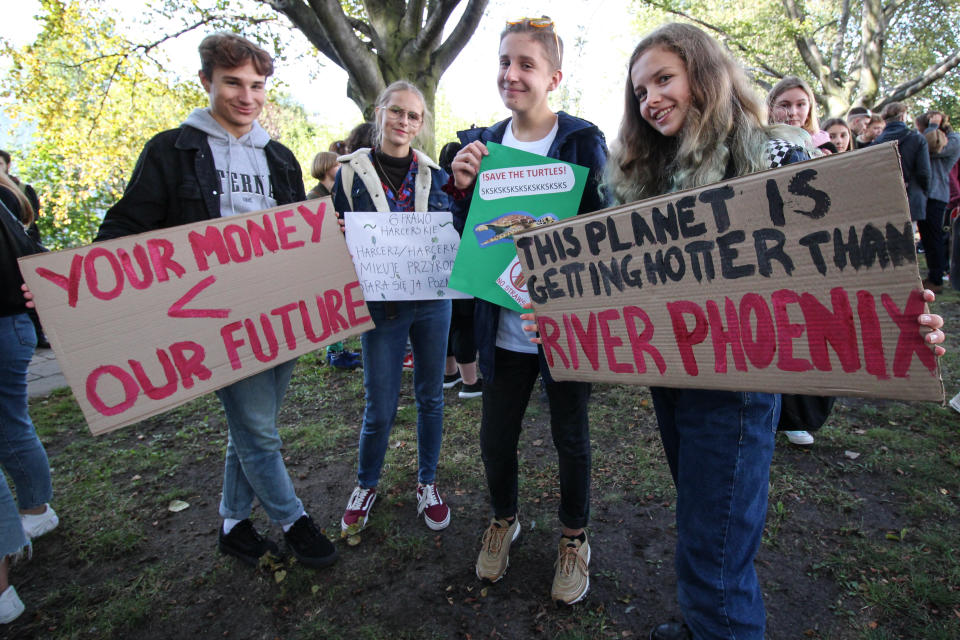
(451, 112), (611, 383)
(871, 121), (931, 221)
(1, 192), (44, 316)
(97, 124), (305, 240)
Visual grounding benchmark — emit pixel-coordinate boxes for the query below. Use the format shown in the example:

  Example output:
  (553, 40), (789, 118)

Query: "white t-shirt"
(495, 117), (560, 354)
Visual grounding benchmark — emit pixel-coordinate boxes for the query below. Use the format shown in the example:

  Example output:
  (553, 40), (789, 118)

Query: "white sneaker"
(21, 504), (59, 539)
(0, 585), (25, 624)
(784, 430), (814, 445)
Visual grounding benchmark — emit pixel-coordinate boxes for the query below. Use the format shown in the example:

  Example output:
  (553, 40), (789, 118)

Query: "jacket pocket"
(177, 181), (203, 200)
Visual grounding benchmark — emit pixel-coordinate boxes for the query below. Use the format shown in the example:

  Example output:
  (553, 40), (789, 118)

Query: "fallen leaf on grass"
(532, 439), (543, 446)
(885, 528), (908, 542)
(274, 570), (286, 583)
(167, 500), (190, 512)
(939, 488), (950, 495)
(843, 451), (861, 460)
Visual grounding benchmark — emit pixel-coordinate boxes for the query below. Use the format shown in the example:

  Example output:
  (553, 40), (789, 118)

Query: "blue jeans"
(651, 387), (779, 640)
(357, 300), (451, 487)
(0, 476), (27, 557)
(0, 313), (53, 512)
(216, 359), (303, 526)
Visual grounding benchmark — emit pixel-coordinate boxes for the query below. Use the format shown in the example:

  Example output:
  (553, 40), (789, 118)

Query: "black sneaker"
(443, 373), (463, 389)
(218, 519), (281, 566)
(459, 378), (483, 399)
(284, 515), (338, 569)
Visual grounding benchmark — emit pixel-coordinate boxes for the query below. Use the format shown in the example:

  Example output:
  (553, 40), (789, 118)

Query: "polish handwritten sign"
(19, 197), (374, 435)
(512, 143), (944, 401)
(344, 211), (469, 300)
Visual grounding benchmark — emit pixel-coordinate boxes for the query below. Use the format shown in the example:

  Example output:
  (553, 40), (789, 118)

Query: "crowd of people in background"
(1, 17), (954, 640)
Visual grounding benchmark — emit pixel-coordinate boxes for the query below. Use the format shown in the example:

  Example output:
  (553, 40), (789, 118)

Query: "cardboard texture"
(19, 197), (374, 435)
(344, 210), (469, 300)
(512, 143), (944, 402)
(448, 142), (588, 310)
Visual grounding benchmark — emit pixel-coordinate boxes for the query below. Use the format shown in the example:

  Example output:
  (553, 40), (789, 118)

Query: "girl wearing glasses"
(333, 81), (454, 537)
(607, 23), (945, 640)
(448, 16), (609, 605)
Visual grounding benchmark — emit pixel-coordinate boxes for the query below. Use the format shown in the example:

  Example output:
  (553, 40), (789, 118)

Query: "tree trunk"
(263, 0), (487, 158)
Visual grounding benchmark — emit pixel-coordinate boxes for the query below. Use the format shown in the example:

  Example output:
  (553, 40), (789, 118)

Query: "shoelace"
(420, 484), (442, 507)
(482, 522), (509, 555)
(556, 540), (586, 576)
(347, 487), (373, 511)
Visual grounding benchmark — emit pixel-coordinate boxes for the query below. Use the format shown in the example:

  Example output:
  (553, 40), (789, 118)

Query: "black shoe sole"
(218, 540), (277, 567)
(288, 545), (338, 569)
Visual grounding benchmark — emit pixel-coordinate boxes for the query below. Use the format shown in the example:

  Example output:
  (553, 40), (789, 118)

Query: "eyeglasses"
(506, 17), (554, 28)
(384, 105), (422, 125)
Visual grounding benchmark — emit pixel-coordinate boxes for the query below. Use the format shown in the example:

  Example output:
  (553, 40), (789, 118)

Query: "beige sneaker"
(551, 534), (590, 604)
(475, 517), (520, 582)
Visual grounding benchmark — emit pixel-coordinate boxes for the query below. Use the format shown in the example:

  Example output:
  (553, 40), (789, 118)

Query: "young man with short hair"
(97, 32), (336, 569)
(846, 107), (870, 149)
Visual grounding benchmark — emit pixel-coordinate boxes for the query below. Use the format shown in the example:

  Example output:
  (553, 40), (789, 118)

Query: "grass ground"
(5, 287), (960, 639)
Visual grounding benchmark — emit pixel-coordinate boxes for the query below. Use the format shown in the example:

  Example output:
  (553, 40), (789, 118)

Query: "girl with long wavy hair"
(606, 23), (945, 640)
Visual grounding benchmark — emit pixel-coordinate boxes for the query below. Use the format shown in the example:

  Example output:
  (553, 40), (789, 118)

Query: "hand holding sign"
(20, 197), (374, 435)
(448, 143), (588, 311)
(512, 145), (946, 402)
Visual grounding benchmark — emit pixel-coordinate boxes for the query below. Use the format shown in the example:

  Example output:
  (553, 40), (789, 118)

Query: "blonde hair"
(500, 16), (563, 71)
(373, 80), (427, 150)
(767, 76), (819, 135)
(607, 23), (769, 203)
(310, 151), (338, 180)
(0, 171), (33, 226)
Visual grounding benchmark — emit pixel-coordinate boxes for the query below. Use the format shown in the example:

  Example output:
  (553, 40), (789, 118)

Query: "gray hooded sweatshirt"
(183, 108), (277, 217)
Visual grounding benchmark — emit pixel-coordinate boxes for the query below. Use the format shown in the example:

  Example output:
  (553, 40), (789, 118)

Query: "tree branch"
(830, 0), (852, 79)
(413, 0), (458, 54)
(875, 49), (960, 107)
(639, 0), (784, 79)
(883, 0), (909, 22)
(402, 0), (429, 36)
(61, 15), (273, 68)
(304, 0), (383, 103)
(780, 0), (828, 78)
(433, 0), (487, 73)
(261, 0), (346, 67)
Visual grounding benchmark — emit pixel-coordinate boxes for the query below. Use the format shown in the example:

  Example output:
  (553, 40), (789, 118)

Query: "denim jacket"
(451, 112), (611, 383)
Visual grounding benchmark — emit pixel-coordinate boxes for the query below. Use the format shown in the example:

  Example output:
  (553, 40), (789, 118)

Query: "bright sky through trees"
(1, 0), (638, 146)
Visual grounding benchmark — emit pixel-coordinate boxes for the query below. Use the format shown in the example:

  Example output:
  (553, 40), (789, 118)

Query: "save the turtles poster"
(448, 142), (588, 310)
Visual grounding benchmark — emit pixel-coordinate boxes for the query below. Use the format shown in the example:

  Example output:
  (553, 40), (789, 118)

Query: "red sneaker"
(402, 353), (414, 371)
(416, 483), (450, 530)
(341, 486), (377, 534)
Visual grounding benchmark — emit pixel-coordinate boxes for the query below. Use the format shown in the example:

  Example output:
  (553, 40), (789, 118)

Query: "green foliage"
(1, 0), (205, 248)
(631, 0), (960, 117)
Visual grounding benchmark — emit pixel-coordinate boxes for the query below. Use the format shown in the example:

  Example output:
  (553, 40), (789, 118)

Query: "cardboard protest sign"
(512, 143), (943, 402)
(19, 198), (374, 435)
(344, 211), (469, 301)
(448, 142), (588, 310)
